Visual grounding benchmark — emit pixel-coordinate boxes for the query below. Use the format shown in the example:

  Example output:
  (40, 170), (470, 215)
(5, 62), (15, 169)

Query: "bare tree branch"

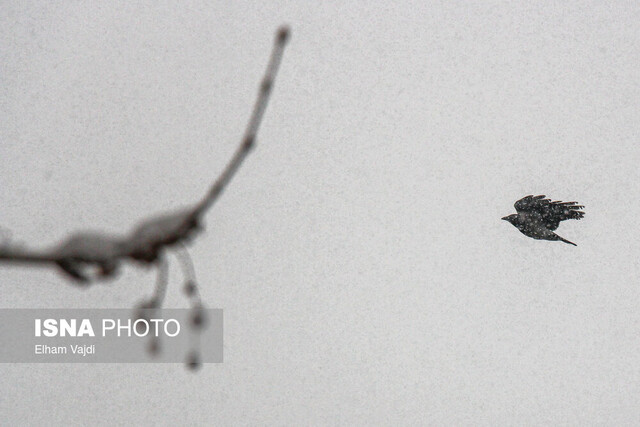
(193, 26), (290, 217)
(0, 26), (291, 368)
(0, 25), (291, 282)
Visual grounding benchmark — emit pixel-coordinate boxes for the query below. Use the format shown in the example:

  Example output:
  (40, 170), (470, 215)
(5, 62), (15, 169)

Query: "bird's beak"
(501, 216), (509, 221)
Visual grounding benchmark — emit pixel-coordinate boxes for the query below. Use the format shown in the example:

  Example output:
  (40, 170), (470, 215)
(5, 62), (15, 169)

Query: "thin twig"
(175, 244), (202, 306)
(194, 26), (290, 217)
(151, 255), (169, 307)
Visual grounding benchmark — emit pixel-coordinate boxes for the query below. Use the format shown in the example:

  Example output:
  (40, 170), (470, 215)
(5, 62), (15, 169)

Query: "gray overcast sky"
(2, 1), (640, 425)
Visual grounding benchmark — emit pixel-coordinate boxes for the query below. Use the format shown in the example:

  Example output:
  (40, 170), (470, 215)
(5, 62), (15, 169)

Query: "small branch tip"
(186, 352), (202, 371)
(277, 26), (290, 44)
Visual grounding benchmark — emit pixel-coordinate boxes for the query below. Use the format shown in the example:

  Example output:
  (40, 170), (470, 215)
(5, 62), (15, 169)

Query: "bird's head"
(501, 214), (518, 224)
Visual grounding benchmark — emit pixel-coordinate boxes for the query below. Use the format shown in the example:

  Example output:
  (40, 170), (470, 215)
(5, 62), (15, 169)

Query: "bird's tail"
(557, 235), (577, 246)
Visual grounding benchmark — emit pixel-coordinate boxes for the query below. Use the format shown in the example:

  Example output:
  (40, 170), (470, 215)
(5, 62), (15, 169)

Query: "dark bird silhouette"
(502, 195), (584, 246)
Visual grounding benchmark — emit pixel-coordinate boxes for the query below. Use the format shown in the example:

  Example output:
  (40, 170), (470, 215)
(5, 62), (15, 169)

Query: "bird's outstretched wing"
(514, 195), (585, 230)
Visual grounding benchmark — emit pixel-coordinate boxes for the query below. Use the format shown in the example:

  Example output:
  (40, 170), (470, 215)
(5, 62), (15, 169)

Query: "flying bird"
(502, 195), (584, 246)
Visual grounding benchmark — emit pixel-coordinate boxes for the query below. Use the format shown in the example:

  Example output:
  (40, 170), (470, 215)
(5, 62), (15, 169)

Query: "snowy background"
(1, 1), (640, 425)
